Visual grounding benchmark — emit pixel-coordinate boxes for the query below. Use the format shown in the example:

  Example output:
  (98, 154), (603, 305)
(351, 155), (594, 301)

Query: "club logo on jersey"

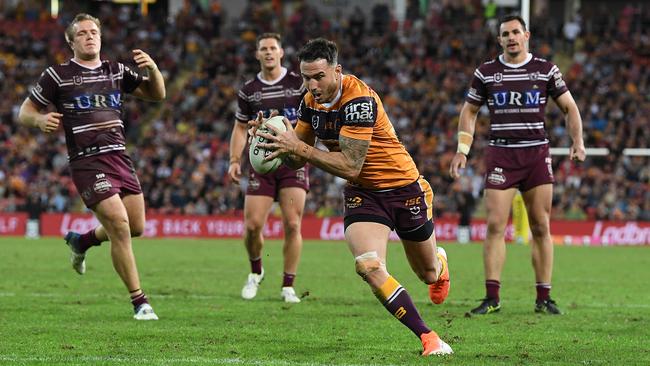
(494, 73), (503, 83)
(487, 167), (506, 185)
(73, 91), (121, 109)
(311, 115), (320, 129)
(253, 91), (262, 102)
(529, 72), (539, 80)
(344, 100), (374, 124)
(73, 75), (83, 85)
(346, 196), (363, 209)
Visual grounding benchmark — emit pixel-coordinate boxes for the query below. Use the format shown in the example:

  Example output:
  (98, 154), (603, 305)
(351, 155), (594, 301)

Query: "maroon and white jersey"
(29, 59), (143, 161)
(465, 53), (569, 148)
(235, 67), (305, 124)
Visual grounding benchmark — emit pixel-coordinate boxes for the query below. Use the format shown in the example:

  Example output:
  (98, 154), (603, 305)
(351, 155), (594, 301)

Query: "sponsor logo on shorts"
(93, 178), (112, 194)
(296, 169), (305, 181)
(249, 178), (260, 191)
(346, 196), (363, 209)
(546, 157), (553, 178)
(409, 206), (421, 217)
(487, 167), (506, 185)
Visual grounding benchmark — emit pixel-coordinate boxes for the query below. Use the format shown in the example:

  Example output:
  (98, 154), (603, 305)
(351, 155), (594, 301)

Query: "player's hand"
(132, 49), (158, 71)
(570, 142), (586, 162)
(247, 110), (280, 142)
(37, 112), (62, 133)
(228, 161), (242, 184)
(449, 153), (467, 179)
(257, 117), (297, 161)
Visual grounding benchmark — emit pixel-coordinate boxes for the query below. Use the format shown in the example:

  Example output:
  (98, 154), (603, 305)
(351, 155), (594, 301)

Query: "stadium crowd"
(1, 1), (649, 221)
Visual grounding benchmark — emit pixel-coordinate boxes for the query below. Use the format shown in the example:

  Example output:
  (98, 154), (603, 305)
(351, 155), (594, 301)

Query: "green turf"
(0, 237), (648, 365)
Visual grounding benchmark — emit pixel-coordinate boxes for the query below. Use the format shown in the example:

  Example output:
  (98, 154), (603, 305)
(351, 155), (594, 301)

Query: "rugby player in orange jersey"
(256, 38), (452, 356)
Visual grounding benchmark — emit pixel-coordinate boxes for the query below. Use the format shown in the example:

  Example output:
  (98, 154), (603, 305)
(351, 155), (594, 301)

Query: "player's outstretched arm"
(449, 102), (480, 179)
(18, 98), (61, 133)
(131, 49), (166, 101)
(555, 91), (586, 162)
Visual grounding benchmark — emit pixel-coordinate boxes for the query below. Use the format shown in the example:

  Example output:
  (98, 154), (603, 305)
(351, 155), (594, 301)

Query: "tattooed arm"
(259, 120), (369, 181)
(300, 135), (369, 181)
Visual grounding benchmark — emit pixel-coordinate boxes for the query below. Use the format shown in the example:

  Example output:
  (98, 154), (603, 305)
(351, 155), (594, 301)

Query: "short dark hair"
(296, 38), (338, 66)
(256, 33), (282, 49)
(65, 13), (101, 43)
(498, 14), (527, 34)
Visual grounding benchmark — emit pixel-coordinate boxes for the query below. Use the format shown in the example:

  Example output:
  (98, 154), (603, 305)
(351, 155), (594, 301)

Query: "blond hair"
(65, 13), (101, 43)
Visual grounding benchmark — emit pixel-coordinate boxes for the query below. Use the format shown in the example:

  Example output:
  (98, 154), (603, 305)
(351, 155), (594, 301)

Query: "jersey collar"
(498, 52), (533, 68)
(71, 58), (103, 70)
(257, 67), (287, 85)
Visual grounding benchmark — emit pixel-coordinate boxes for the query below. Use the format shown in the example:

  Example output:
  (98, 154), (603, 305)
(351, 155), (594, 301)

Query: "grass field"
(0, 237), (649, 365)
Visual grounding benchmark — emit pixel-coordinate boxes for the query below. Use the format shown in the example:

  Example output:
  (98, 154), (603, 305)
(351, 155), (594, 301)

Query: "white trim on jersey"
(489, 139), (549, 148)
(490, 122), (545, 131)
(72, 119), (124, 134)
(31, 88), (52, 106)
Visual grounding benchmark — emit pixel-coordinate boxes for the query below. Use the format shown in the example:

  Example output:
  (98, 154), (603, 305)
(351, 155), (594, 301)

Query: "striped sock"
(374, 276), (430, 337)
(130, 291), (149, 308)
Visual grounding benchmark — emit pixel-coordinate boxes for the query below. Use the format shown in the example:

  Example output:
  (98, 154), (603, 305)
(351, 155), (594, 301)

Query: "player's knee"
(486, 220), (507, 236)
(283, 219), (301, 237)
(244, 219), (264, 234)
(529, 221), (550, 239)
(354, 251), (385, 281)
(130, 223), (144, 237)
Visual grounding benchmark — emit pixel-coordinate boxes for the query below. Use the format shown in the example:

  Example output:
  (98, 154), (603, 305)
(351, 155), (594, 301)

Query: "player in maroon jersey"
(18, 13), (165, 320)
(449, 14), (585, 315)
(228, 33), (308, 303)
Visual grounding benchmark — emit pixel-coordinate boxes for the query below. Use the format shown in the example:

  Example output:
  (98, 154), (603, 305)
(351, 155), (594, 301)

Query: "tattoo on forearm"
(340, 136), (369, 172)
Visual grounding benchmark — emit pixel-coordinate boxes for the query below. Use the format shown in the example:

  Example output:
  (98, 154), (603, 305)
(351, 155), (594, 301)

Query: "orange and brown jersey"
(296, 74), (418, 190)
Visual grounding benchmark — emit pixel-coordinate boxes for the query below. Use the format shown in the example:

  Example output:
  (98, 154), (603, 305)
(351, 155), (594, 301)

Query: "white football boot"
(241, 269), (264, 300)
(64, 232), (86, 275)
(134, 303), (159, 320)
(281, 287), (301, 303)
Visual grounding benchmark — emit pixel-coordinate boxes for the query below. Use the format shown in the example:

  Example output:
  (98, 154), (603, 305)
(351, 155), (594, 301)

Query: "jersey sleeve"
(235, 88), (251, 123)
(120, 63), (143, 93)
(338, 96), (376, 141)
(465, 68), (488, 106)
(546, 63), (569, 99)
(28, 68), (57, 108)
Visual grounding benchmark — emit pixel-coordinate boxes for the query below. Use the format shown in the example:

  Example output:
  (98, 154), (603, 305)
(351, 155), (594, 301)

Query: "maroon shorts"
(484, 144), (554, 192)
(70, 153), (142, 208)
(343, 176), (434, 231)
(246, 162), (310, 199)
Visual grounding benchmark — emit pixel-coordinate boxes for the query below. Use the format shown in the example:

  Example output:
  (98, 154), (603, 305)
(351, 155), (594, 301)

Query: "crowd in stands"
(1, 0), (648, 222)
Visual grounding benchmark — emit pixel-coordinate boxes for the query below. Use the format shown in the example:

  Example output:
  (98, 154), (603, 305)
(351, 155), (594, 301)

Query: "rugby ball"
(249, 116), (287, 174)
